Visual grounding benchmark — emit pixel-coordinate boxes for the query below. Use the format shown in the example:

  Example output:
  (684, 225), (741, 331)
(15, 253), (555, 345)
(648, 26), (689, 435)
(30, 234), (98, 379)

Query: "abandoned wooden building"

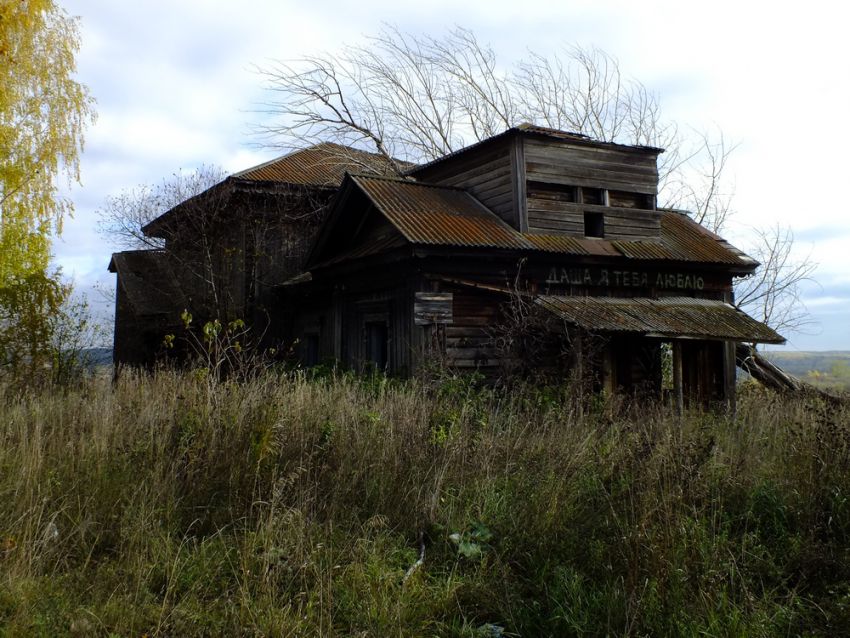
(109, 124), (783, 407)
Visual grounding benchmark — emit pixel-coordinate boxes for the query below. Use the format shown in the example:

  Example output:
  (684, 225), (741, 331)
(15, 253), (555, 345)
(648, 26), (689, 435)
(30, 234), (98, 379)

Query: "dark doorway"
(365, 321), (388, 371)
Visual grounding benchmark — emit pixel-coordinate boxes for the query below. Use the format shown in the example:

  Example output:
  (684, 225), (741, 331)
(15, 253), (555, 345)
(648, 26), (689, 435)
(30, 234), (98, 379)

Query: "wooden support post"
(723, 340), (737, 419)
(672, 340), (684, 417)
(332, 288), (342, 361)
(573, 329), (584, 419)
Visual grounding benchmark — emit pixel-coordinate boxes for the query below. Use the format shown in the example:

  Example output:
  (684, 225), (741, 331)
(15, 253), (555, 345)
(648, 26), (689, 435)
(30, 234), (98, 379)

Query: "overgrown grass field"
(1, 370), (849, 636)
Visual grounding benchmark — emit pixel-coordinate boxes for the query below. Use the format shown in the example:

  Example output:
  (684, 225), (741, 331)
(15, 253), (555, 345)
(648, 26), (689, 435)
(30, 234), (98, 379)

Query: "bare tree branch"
(735, 225), (817, 337)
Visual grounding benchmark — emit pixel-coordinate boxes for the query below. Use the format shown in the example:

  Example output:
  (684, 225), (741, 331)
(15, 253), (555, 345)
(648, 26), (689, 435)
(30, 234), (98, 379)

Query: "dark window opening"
(527, 181), (577, 203)
(581, 187), (604, 205)
(365, 321), (388, 370)
(303, 334), (320, 367)
(584, 211), (604, 238)
(609, 190), (653, 209)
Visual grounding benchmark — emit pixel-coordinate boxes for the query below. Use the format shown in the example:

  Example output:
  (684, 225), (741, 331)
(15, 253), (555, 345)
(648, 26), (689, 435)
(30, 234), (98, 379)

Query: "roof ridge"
(349, 172), (469, 192)
(232, 142), (394, 179)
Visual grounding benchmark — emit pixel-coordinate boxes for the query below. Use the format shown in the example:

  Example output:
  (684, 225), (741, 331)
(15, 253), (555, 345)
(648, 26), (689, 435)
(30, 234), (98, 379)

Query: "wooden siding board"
(524, 139), (660, 168)
(414, 138), (517, 229)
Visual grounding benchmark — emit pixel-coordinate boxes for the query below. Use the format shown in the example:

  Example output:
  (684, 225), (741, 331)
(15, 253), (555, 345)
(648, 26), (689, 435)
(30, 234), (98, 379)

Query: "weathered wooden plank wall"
(413, 138), (517, 227)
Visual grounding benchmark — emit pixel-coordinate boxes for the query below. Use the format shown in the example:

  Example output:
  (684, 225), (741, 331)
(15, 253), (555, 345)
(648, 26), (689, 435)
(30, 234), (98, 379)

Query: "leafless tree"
(664, 129), (736, 234)
(97, 165), (333, 327)
(254, 26), (679, 168)
(97, 165), (228, 251)
(254, 26), (815, 336)
(734, 225), (817, 336)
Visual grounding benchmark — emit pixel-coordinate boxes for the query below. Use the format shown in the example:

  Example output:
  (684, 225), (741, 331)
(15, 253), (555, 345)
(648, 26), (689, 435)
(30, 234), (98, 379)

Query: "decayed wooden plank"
(525, 168), (657, 194)
(527, 210), (583, 222)
(524, 153), (658, 177)
(414, 292), (453, 325)
(512, 135), (528, 232)
(524, 138), (659, 168)
(426, 155), (512, 186)
(528, 218), (584, 233)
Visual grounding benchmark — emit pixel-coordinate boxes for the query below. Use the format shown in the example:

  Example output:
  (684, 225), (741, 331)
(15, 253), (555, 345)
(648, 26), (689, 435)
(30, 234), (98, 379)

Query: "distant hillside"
(81, 347), (112, 369)
(762, 350), (850, 390)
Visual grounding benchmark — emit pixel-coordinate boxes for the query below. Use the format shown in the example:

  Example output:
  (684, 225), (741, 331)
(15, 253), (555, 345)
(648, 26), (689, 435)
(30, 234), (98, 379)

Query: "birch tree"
(0, 0), (95, 375)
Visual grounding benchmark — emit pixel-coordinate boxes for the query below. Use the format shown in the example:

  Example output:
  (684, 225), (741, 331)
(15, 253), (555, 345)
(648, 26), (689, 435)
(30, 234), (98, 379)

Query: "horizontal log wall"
(527, 202), (662, 240)
(524, 138), (658, 194)
(442, 286), (503, 370)
(524, 137), (661, 241)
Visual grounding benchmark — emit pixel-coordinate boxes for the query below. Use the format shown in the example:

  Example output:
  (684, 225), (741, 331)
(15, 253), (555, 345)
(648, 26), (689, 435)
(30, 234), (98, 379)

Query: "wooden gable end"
(306, 177), (408, 270)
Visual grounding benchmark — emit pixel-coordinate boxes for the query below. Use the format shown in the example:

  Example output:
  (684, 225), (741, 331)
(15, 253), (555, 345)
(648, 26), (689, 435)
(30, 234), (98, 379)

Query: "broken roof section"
(108, 250), (186, 317)
(308, 173), (757, 271)
(536, 295), (784, 343)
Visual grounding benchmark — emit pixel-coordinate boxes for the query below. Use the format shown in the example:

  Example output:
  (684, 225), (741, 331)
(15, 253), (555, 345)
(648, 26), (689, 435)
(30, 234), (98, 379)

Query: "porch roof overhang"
(535, 295), (785, 344)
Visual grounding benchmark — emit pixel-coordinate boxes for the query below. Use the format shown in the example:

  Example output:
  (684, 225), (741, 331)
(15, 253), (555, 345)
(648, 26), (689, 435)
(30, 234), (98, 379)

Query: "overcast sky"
(59, 0), (849, 350)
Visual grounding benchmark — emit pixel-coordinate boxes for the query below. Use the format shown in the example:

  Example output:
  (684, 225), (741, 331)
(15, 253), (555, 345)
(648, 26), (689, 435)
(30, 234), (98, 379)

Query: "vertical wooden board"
(511, 135), (527, 232)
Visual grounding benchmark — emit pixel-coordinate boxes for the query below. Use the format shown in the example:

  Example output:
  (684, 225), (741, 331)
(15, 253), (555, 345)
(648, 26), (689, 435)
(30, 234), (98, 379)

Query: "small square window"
(581, 188), (604, 205)
(584, 212), (604, 238)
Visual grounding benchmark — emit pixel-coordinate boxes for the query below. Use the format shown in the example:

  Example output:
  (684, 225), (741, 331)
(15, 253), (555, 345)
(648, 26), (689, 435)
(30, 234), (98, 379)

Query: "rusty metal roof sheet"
(351, 174), (534, 249)
(344, 174), (753, 267)
(658, 213), (756, 265)
(535, 295), (784, 343)
(234, 143), (407, 187)
(108, 250), (186, 317)
(526, 233), (623, 257)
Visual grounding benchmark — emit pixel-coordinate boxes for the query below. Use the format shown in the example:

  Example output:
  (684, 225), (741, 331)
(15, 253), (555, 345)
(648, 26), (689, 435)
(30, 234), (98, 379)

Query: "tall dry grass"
(0, 369), (848, 636)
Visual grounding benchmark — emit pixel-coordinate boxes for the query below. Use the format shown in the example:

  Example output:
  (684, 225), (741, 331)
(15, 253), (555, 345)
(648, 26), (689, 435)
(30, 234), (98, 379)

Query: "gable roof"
(350, 174), (530, 249)
(233, 142), (409, 186)
(308, 173), (756, 271)
(143, 143), (408, 238)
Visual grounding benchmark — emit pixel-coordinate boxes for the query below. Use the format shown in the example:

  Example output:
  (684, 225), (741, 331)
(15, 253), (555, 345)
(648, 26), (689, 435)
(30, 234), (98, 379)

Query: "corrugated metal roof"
(108, 250), (186, 317)
(351, 174), (534, 249)
(610, 239), (673, 260)
(526, 233), (622, 257)
(234, 143), (407, 186)
(658, 213), (757, 265)
(535, 295), (784, 343)
(332, 175), (754, 268)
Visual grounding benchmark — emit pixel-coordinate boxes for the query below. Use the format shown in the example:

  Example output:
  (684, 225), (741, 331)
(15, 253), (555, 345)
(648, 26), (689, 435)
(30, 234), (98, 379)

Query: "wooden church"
(109, 125), (783, 408)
